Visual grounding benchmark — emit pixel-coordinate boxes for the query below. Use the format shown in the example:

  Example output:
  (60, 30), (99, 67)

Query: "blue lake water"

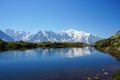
(0, 47), (120, 80)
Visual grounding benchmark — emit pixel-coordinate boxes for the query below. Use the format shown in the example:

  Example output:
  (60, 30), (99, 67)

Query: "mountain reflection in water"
(0, 47), (96, 59)
(0, 47), (120, 80)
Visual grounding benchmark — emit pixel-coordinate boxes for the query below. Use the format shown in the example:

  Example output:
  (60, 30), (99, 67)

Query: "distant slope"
(94, 31), (120, 52)
(0, 30), (14, 42)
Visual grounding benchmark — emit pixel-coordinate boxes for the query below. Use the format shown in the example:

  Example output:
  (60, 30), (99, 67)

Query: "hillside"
(0, 30), (14, 42)
(94, 31), (120, 53)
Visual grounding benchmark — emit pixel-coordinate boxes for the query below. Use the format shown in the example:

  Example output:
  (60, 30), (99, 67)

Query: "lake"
(0, 47), (120, 80)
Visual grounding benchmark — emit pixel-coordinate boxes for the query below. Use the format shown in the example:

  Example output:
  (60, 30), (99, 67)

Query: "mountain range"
(4, 29), (33, 41)
(0, 29), (102, 44)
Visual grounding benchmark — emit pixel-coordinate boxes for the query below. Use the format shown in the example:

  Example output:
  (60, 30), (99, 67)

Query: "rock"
(86, 77), (91, 80)
(93, 76), (99, 80)
(104, 72), (108, 75)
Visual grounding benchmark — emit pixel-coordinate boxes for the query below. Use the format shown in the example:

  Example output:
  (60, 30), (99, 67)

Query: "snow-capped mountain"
(29, 30), (72, 42)
(29, 31), (57, 42)
(60, 29), (101, 44)
(29, 29), (102, 44)
(0, 30), (14, 42)
(4, 29), (33, 41)
(3, 29), (101, 44)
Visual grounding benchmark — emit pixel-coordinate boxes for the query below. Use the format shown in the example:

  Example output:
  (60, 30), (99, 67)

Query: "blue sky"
(0, 0), (120, 38)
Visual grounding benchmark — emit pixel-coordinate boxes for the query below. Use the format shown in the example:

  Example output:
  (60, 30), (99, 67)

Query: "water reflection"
(0, 47), (96, 59)
(0, 47), (120, 80)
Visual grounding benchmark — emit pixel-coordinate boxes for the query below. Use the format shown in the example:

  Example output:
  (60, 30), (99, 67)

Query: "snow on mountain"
(4, 29), (33, 41)
(29, 29), (102, 44)
(3, 29), (101, 44)
(29, 31), (57, 42)
(29, 30), (74, 42)
(0, 30), (14, 42)
(60, 29), (101, 44)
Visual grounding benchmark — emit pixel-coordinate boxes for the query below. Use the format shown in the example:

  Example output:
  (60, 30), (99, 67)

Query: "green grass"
(113, 70), (120, 80)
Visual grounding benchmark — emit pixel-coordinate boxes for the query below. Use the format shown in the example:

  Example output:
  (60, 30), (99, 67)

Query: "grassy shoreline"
(0, 39), (88, 51)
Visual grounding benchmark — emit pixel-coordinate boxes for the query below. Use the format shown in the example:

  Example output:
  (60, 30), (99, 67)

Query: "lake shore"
(0, 39), (88, 51)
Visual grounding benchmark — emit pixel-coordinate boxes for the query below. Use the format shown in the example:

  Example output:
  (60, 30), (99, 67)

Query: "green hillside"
(94, 31), (120, 53)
